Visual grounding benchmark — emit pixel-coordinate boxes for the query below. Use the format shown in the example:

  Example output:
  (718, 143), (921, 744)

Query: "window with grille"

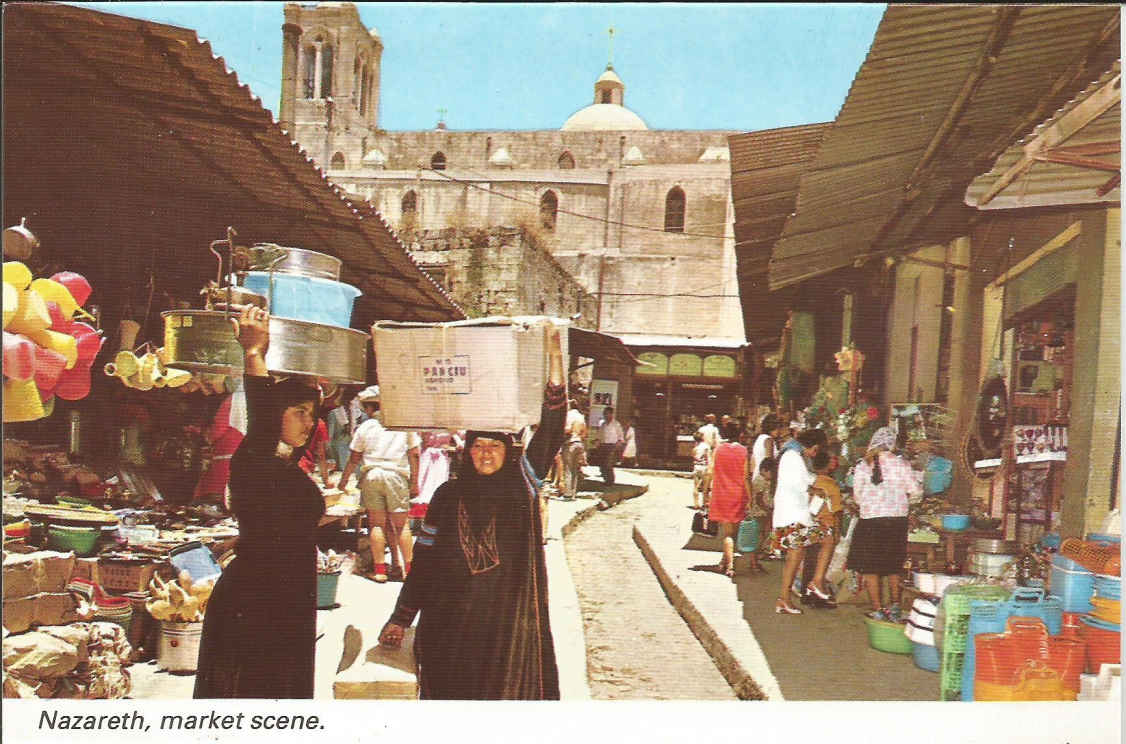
(430, 152), (446, 170)
(557, 151), (575, 169)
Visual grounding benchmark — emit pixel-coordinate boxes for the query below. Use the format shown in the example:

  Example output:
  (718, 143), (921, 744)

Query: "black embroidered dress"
(193, 375), (324, 699)
(388, 384), (566, 699)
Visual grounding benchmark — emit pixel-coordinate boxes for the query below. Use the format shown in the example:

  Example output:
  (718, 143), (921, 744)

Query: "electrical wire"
(422, 167), (733, 239)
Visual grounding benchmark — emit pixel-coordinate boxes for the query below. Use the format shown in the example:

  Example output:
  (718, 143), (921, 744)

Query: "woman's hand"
(378, 621), (406, 648)
(232, 305), (270, 357)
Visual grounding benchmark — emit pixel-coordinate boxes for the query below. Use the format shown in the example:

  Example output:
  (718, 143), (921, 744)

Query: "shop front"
(624, 340), (747, 465)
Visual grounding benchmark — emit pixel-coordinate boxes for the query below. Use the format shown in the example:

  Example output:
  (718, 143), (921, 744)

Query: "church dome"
(562, 104), (648, 131)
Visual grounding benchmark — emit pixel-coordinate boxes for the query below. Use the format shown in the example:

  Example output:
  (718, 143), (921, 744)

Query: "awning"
(768, 5), (1120, 290)
(965, 62), (1121, 210)
(728, 123), (830, 347)
(568, 328), (646, 367)
(615, 334), (748, 351)
(2, 3), (464, 326)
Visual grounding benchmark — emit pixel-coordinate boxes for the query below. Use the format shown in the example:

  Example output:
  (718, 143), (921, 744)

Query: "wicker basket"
(99, 560), (158, 594)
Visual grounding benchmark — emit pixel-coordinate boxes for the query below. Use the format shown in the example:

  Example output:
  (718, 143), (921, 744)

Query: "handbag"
(692, 510), (719, 537)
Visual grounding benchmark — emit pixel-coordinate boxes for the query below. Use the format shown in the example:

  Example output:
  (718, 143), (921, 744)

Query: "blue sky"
(78, 2), (885, 132)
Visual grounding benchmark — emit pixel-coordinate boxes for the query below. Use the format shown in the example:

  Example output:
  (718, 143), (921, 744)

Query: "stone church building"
(279, 3), (750, 459)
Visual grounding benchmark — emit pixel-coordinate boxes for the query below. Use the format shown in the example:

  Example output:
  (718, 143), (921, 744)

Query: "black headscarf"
(240, 376), (321, 463)
(456, 430), (531, 528)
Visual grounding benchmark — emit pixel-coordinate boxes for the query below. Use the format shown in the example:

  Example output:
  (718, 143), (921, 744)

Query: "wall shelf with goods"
(1001, 303), (1074, 545)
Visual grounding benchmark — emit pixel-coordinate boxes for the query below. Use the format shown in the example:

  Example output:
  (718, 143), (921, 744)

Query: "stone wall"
(410, 226), (597, 324)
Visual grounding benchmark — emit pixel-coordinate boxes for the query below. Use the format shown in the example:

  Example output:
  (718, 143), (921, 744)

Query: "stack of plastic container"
(960, 587), (1063, 701)
(937, 584), (1010, 700)
(1080, 572), (1121, 675)
(1077, 663), (1121, 702)
(905, 596), (940, 671)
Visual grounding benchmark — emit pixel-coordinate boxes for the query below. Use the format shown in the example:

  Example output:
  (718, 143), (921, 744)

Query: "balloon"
(44, 300), (68, 329)
(26, 328), (77, 369)
(2, 262), (32, 291)
(49, 271), (92, 307)
(32, 344), (68, 394)
(3, 282), (17, 329)
(54, 364), (92, 401)
(3, 330), (35, 381)
(3, 377), (45, 422)
(6, 288), (50, 335)
(56, 320), (102, 365)
(29, 278), (80, 320)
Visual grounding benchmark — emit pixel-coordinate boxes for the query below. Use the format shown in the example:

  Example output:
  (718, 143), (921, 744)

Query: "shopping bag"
(692, 510), (719, 537)
(736, 518), (760, 553)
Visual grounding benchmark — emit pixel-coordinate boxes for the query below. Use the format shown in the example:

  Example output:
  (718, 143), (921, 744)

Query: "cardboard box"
(2, 592), (78, 634)
(333, 627), (418, 700)
(371, 316), (568, 432)
(2, 551), (76, 599)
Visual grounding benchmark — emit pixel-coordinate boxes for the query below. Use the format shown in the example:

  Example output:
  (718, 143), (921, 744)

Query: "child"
(802, 449), (843, 606)
(750, 456), (777, 569)
(691, 431), (710, 510)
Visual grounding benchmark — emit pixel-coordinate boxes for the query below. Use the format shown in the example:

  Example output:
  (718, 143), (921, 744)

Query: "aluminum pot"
(162, 310), (367, 384)
(973, 538), (1017, 554)
(245, 243), (342, 281)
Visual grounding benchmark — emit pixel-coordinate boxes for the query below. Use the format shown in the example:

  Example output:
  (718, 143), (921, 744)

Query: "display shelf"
(974, 451), (1067, 469)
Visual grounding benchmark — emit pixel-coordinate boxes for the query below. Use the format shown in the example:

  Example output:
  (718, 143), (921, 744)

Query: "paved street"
(565, 485), (737, 700)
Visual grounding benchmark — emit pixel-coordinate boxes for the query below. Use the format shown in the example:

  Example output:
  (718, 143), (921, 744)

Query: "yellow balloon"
(3, 377), (46, 423)
(2, 262), (33, 291)
(27, 328), (78, 369)
(3, 282), (17, 329)
(7, 288), (51, 335)
(30, 278), (80, 319)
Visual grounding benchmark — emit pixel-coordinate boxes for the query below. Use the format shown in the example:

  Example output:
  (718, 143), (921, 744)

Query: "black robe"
(389, 385), (566, 699)
(193, 375), (324, 699)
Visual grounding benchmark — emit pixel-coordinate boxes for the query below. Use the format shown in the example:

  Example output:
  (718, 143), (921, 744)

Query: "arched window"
(430, 152), (447, 171)
(540, 190), (558, 231)
(557, 151), (575, 169)
(301, 46), (316, 98)
(485, 136), (493, 159)
(320, 44), (334, 97)
(330, 152), (345, 169)
(664, 187), (685, 233)
(401, 190), (417, 215)
(601, 90), (612, 104)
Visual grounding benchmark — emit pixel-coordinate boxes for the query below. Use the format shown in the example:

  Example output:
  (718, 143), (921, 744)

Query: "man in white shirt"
(336, 386), (420, 584)
(561, 399), (588, 500)
(596, 406), (625, 486)
(696, 413), (720, 501)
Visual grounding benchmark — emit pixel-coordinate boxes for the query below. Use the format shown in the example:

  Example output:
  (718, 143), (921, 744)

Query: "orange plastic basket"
(975, 662), (1076, 702)
(976, 618), (1052, 685)
(1060, 538), (1121, 576)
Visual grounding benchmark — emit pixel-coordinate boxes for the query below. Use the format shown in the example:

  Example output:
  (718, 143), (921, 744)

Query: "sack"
(692, 511), (719, 537)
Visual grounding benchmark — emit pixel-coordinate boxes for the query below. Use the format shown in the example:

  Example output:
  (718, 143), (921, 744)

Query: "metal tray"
(162, 310), (367, 384)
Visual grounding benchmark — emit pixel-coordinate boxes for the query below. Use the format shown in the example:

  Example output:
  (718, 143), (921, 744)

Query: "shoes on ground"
(775, 600), (803, 615)
(866, 608), (890, 621)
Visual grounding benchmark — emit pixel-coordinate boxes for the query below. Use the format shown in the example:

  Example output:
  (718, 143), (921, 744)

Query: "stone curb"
(631, 524), (777, 701)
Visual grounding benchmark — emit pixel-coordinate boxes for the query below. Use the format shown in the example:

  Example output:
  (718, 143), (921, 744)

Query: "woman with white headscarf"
(846, 426), (922, 622)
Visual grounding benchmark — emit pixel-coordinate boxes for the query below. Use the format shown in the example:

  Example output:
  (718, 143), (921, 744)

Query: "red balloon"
(52, 320), (103, 365)
(3, 331), (35, 381)
(32, 345), (68, 394)
(54, 364), (92, 401)
(45, 301), (68, 329)
(50, 271), (93, 307)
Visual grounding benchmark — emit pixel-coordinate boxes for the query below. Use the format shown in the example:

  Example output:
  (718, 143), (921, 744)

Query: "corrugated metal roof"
(769, 5), (1120, 290)
(727, 123), (831, 346)
(2, 3), (464, 323)
(965, 62), (1120, 209)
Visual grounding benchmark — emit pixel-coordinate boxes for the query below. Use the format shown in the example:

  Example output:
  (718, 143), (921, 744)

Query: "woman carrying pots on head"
(194, 306), (325, 699)
(847, 426), (922, 623)
(377, 330), (567, 699)
(771, 428), (833, 615)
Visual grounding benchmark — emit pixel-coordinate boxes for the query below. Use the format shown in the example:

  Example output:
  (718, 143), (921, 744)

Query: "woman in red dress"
(709, 427), (751, 580)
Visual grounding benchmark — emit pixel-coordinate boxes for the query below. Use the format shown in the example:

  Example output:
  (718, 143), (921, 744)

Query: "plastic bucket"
(1078, 617), (1122, 674)
(1050, 556), (1095, 613)
(242, 272), (360, 327)
(1094, 574), (1121, 600)
(157, 621), (203, 673)
(864, 617), (912, 654)
(912, 641), (940, 672)
(941, 514), (971, 531)
(316, 571), (341, 609)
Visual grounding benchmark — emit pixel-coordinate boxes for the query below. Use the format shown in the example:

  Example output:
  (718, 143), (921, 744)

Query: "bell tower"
(279, 3), (382, 170)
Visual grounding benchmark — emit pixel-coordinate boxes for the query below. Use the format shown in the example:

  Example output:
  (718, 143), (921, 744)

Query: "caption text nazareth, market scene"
(1, 2), (1121, 707)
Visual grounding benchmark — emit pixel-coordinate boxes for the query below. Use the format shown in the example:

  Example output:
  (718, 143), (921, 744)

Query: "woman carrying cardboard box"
(377, 330), (567, 699)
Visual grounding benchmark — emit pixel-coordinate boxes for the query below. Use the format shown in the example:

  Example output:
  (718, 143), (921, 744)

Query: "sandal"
(774, 600), (803, 615)
(725, 567), (736, 580)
